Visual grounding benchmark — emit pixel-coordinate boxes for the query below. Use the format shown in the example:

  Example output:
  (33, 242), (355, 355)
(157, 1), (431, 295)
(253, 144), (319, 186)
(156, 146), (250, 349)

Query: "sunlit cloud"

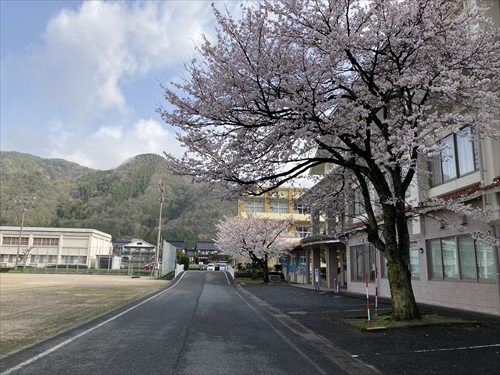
(48, 118), (182, 170)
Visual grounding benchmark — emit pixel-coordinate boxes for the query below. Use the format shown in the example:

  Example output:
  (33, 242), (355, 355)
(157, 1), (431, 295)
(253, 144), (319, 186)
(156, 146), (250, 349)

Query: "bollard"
(365, 273), (371, 327)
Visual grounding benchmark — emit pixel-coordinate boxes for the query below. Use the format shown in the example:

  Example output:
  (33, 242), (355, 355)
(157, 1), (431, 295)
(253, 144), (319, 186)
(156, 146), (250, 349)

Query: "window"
(269, 201), (289, 213)
(380, 243), (419, 278)
(353, 188), (364, 216)
(350, 244), (376, 282)
(294, 204), (309, 214)
(2, 237), (29, 246)
(294, 226), (310, 238)
(430, 126), (478, 186)
(33, 238), (59, 246)
(380, 254), (388, 278)
(409, 243), (420, 278)
(428, 236), (494, 280)
(244, 199), (264, 212)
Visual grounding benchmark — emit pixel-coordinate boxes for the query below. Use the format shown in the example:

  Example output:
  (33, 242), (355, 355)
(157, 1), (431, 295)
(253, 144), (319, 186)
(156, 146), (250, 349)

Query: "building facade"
(299, 1), (500, 316)
(0, 227), (112, 269)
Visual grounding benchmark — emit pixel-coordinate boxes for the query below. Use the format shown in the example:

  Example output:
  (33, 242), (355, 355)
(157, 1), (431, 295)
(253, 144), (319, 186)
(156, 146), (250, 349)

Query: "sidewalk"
(288, 282), (500, 324)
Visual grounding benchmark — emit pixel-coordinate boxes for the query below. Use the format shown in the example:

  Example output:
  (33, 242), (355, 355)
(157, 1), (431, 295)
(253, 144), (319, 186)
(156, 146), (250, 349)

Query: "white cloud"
(48, 118), (182, 170)
(25, 0), (215, 120)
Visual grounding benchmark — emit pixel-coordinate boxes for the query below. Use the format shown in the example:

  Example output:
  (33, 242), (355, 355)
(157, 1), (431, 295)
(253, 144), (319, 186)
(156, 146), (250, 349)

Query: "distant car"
(207, 263), (215, 271)
(198, 264), (205, 270)
(142, 262), (155, 270)
(214, 263), (220, 271)
(219, 263), (227, 271)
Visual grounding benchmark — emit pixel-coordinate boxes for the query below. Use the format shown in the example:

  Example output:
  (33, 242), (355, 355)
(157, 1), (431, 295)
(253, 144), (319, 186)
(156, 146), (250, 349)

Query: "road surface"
(0, 271), (373, 375)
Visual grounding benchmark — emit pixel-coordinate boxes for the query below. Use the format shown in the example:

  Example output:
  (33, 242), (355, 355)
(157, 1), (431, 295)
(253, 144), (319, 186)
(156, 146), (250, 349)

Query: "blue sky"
(1, 0), (244, 170)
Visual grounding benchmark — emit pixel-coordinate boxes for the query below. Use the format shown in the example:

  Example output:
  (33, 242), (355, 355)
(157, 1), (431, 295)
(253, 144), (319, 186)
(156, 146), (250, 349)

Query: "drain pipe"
(477, 130), (500, 313)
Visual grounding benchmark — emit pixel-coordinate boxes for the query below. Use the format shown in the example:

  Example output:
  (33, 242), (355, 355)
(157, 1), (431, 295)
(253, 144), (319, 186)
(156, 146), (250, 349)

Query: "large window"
(2, 237), (29, 246)
(269, 201), (289, 213)
(33, 238), (59, 246)
(293, 204), (309, 214)
(430, 126), (478, 186)
(409, 243), (420, 278)
(294, 226), (310, 238)
(244, 200), (264, 212)
(350, 244), (376, 282)
(428, 236), (495, 281)
(380, 242), (419, 278)
(353, 188), (365, 216)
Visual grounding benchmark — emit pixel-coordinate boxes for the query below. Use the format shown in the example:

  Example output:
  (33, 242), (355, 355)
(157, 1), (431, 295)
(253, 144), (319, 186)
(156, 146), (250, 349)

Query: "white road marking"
(413, 343), (500, 353)
(0, 273), (187, 375)
(353, 343), (500, 357)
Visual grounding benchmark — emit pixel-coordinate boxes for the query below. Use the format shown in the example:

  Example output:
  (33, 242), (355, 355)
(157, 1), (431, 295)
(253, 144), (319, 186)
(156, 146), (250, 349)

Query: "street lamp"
(14, 196), (36, 271)
(155, 179), (165, 278)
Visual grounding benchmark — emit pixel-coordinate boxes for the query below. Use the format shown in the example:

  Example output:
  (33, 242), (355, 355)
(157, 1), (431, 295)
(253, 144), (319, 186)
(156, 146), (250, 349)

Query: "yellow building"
(236, 186), (316, 239)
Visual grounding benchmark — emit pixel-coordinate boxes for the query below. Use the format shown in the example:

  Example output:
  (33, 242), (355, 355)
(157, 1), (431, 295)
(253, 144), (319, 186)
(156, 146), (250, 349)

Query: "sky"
(1, 0), (245, 170)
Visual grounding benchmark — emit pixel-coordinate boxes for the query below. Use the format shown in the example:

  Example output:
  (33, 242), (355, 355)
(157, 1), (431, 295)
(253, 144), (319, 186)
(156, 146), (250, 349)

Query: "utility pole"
(14, 196), (36, 271)
(155, 180), (165, 278)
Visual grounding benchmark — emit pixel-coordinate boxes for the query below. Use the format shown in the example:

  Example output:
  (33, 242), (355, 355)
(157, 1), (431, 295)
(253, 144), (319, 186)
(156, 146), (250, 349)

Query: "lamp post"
(14, 196), (36, 271)
(155, 179), (165, 278)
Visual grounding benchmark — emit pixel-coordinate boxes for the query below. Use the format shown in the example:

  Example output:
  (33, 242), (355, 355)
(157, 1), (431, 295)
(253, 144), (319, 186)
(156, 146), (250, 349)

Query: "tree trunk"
(386, 250), (421, 320)
(262, 254), (270, 283)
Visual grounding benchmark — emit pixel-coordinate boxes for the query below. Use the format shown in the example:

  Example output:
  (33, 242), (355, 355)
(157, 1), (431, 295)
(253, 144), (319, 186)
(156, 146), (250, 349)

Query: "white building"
(0, 227), (112, 269)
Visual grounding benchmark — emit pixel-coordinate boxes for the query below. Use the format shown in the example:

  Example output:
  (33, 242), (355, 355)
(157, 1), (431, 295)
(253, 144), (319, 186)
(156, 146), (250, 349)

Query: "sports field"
(0, 273), (167, 357)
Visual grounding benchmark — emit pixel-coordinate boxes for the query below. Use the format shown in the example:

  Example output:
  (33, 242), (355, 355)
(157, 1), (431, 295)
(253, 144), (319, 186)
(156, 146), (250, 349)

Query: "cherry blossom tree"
(158, 0), (500, 320)
(215, 214), (295, 282)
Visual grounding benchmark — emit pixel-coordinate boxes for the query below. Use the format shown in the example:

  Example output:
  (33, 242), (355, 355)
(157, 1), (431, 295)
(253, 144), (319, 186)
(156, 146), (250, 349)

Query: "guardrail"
(175, 264), (184, 278)
(227, 265), (235, 279)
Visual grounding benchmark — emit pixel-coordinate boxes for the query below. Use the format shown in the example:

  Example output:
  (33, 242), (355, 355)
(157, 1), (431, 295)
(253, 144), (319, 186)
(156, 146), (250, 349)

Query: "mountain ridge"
(0, 151), (234, 248)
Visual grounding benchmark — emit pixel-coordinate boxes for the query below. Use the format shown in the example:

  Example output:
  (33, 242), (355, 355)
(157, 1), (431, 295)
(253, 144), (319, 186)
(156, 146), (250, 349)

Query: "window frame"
(350, 244), (376, 283)
(243, 199), (265, 212)
(294, 225), (310, 238)
(269, 201), (289, 213)
(427, 236), (495, 281)
(429, 126), (478, 187)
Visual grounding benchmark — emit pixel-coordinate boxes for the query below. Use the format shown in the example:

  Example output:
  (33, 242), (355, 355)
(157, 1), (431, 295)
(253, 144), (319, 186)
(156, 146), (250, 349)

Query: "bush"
(179, 256), (190, 270)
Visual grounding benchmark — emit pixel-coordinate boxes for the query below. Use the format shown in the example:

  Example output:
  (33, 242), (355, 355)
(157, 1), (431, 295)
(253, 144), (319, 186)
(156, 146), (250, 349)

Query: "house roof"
(195, 241), (217, 251)
(122, 239), (155, 249)
(165, 240), (186, 249)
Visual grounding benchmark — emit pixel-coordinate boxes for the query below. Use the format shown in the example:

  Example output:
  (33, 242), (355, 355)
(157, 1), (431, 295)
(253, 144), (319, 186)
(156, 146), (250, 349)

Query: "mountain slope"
(0, 152), (234, 247)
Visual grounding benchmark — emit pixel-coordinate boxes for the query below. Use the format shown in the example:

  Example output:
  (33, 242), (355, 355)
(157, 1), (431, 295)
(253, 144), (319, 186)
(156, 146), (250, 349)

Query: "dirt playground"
(0, 273), (168, 357)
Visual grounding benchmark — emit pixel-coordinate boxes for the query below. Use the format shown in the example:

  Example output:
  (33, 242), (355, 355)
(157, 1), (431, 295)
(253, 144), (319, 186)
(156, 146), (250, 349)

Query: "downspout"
(477, 130), (500, 314)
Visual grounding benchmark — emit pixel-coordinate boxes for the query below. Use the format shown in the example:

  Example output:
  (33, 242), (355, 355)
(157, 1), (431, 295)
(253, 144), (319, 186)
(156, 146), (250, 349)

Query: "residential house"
(195, 241), (227, 264)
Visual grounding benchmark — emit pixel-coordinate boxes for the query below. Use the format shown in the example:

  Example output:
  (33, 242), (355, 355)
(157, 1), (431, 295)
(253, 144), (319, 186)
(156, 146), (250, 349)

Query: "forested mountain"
(0, 152), (235, 248)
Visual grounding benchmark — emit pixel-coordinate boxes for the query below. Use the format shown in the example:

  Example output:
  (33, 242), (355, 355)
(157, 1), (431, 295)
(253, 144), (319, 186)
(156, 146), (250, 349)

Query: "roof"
(195, 241), (217, 251)
(0, 226), (111, 239)
(122, 239), (155, 249)
(165, 240), (186, 249)
(300, 235), (346, 250)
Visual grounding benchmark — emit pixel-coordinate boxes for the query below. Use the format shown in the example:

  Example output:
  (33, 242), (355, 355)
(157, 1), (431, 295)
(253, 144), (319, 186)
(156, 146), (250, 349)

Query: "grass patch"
(235, 278), (265, 285)
(235, 278), (288, 285)
(344, 312), (477, 330)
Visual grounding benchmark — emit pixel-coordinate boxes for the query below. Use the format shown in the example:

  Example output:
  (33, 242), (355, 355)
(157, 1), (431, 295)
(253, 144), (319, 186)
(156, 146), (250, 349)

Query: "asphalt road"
(241, 283), (500, 375)
(0, 271), (372, 375)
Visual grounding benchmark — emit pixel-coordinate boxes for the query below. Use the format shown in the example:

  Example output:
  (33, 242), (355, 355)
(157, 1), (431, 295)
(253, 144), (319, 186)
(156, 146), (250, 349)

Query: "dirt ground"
(0, 273), (168, 357)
